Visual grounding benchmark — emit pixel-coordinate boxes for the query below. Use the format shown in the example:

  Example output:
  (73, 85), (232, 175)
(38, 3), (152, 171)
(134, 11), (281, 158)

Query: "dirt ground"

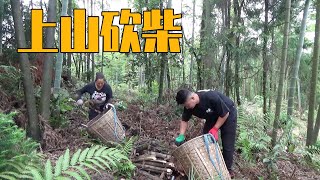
(1, 88), (319, 180)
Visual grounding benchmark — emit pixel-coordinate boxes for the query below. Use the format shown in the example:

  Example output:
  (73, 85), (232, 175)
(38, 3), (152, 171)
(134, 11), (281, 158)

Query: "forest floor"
(1, 88), (320, 180)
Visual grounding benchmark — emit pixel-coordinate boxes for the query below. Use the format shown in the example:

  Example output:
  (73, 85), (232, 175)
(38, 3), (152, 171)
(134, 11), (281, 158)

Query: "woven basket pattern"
(86, 109), (125, 143)
(172, 135), (231, 180)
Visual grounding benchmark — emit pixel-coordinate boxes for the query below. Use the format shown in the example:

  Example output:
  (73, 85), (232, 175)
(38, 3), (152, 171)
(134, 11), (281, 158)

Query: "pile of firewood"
(132, 138), (184, 180)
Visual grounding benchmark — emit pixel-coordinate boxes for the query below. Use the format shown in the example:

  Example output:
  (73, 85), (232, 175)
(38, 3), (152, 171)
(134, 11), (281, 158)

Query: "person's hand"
(175, 134), (185, 146)
(75, 99), (83, 106)
(209, 127), (219, 141)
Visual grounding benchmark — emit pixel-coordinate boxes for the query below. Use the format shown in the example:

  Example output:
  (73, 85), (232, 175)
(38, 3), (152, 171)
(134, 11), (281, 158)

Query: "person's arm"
(179, 120), (188, 135)
(76, 83), (90, 100)
(103, 84), (113, 108)
(213, 112), (229, 129)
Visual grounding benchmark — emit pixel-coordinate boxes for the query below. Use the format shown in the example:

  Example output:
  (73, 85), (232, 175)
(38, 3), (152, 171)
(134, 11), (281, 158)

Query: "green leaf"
(1, 172), (20, 178)
(94, 157), (111, 170)
(62, 149), (70, 171)
(73, 166), (90, 180)
(70, 149), (81, 166)
(18, 174), (33, 180)
(4, 162), (24, 172)
(0, 174), (16, 180)
(54, 154), (64, 176)
(87, 145), (100, 159)
(79, 148), (90, 162)
(101, 155), (117, 167)
(26, 166), (44, 180)
(45, 159), (53, 180)
(94, 147), (107, 157)
(86, 159), (105, 170)
(55, 176), (71, 180)
(63, 171), (83, 180)
(17, 174), (33, 179)
(80, 162), (100, 173)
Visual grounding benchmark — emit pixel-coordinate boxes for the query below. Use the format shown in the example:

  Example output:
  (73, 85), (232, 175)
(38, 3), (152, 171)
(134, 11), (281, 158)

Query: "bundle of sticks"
(132, 138), (183, 180)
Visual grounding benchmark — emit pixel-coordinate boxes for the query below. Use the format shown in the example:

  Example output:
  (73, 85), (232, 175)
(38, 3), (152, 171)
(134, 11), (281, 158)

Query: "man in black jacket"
(175, 89), (237, 178)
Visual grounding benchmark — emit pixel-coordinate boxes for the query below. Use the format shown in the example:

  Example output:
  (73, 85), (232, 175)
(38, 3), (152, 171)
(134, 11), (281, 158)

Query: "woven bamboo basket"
(86, 108), (125, 143)
(172, 135), (231, 180)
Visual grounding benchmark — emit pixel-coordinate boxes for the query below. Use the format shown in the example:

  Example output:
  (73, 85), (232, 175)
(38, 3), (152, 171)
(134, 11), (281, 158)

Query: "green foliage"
(303, 142), (320, 170)
(114, 137), (137, 178)
(0, 65), (23, 97)
(50, 89), (74, 128)
(0, 145), (133, 180)
(0, 112), (41, 172)
(236, 106), (271, 162)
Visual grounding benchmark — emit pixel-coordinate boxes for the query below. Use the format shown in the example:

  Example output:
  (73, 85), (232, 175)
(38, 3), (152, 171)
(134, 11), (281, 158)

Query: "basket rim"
(172, 134), (216, 155)
(86, 108), (113, 127)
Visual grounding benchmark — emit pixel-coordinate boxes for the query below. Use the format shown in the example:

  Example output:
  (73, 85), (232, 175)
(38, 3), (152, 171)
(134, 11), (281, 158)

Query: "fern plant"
(236, 107), (271, 162)
(114, 136), (137, 178)
(0, 112), (41, 172)
(0, 145), (133, 180)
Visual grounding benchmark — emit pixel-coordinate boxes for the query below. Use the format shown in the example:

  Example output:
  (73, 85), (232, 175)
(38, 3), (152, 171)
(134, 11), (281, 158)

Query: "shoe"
(228, 170), (235, 179)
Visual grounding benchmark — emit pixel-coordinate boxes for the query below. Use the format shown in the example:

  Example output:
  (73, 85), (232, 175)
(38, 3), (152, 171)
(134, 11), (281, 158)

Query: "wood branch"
(133, 155), (157, 162)
(143, 150), (172, 160)
(138, 160), (174, 169)
(137, 170), (162, 180)
(135, 163), (173, 174)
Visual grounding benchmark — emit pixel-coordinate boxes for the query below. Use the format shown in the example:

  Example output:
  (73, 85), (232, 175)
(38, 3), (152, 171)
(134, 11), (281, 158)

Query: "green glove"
(175, 134), (185, 146)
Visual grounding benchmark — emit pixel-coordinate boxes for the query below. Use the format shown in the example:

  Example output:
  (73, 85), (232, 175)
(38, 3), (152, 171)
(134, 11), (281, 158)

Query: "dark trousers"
(89, 109), (99, 120)
(203, 108), (237, 171)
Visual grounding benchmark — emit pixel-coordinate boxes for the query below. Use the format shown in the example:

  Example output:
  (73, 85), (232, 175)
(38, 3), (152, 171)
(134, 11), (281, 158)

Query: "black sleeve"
(105, 84), (113, 103)
(76, 83), (91, 100)
(209, 92), (230, 117)
(182, 107), (192, 122)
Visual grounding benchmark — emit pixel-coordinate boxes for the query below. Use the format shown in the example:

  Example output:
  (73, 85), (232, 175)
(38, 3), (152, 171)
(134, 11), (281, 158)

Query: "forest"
(0, 0), (320, 179)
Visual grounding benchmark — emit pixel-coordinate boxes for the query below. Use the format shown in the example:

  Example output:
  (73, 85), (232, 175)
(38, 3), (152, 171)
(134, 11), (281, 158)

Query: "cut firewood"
(137, 170), (162, 180)
(132, 155), (157, 162)
(143, 150), (172, 160)
(138, 160), (174, 169)
(136, 163), (173, 174)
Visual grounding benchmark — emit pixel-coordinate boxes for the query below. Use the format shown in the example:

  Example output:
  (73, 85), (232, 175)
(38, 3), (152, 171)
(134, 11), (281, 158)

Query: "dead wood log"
(133, 155), (157, 162)
(137, 160), (174, 169)
(136, 163), (173, 175)
(143, 150), (172, 160)
(137, 170), (162, 180)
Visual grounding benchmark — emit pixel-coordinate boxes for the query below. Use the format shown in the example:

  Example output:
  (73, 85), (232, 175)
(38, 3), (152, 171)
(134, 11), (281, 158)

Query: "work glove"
(75, 99), (83, 106)
(209, 127), (219, 141)
(175, 134), (185, 146)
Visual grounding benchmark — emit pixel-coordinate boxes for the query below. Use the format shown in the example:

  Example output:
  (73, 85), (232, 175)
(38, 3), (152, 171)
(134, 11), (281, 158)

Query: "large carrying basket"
(172, 134), (231, 180)
(86, 107), (125, 143)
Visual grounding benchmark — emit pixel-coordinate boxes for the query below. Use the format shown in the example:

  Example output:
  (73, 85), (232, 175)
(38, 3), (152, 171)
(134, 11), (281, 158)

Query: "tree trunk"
(87, 53), (90, 81)
(54, 0), (68, 93)
(312, 105), (320, 144)
(40, 0), (56, 120)
(306, 0), (320, 146)
(11, 0), (41, 141)
(158, 0), (165, 103)
(189, 0), (196, 87)
(91, 0), (95, 80)
(271, 0), (291, 147)
(225, 0), (231, 96)
(233, 0), (242, 105)
(262, 0), (269, 115)
(66, 0), (72, 80)
(287, 0), (312, 128)
(0, 0), (4, 57)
